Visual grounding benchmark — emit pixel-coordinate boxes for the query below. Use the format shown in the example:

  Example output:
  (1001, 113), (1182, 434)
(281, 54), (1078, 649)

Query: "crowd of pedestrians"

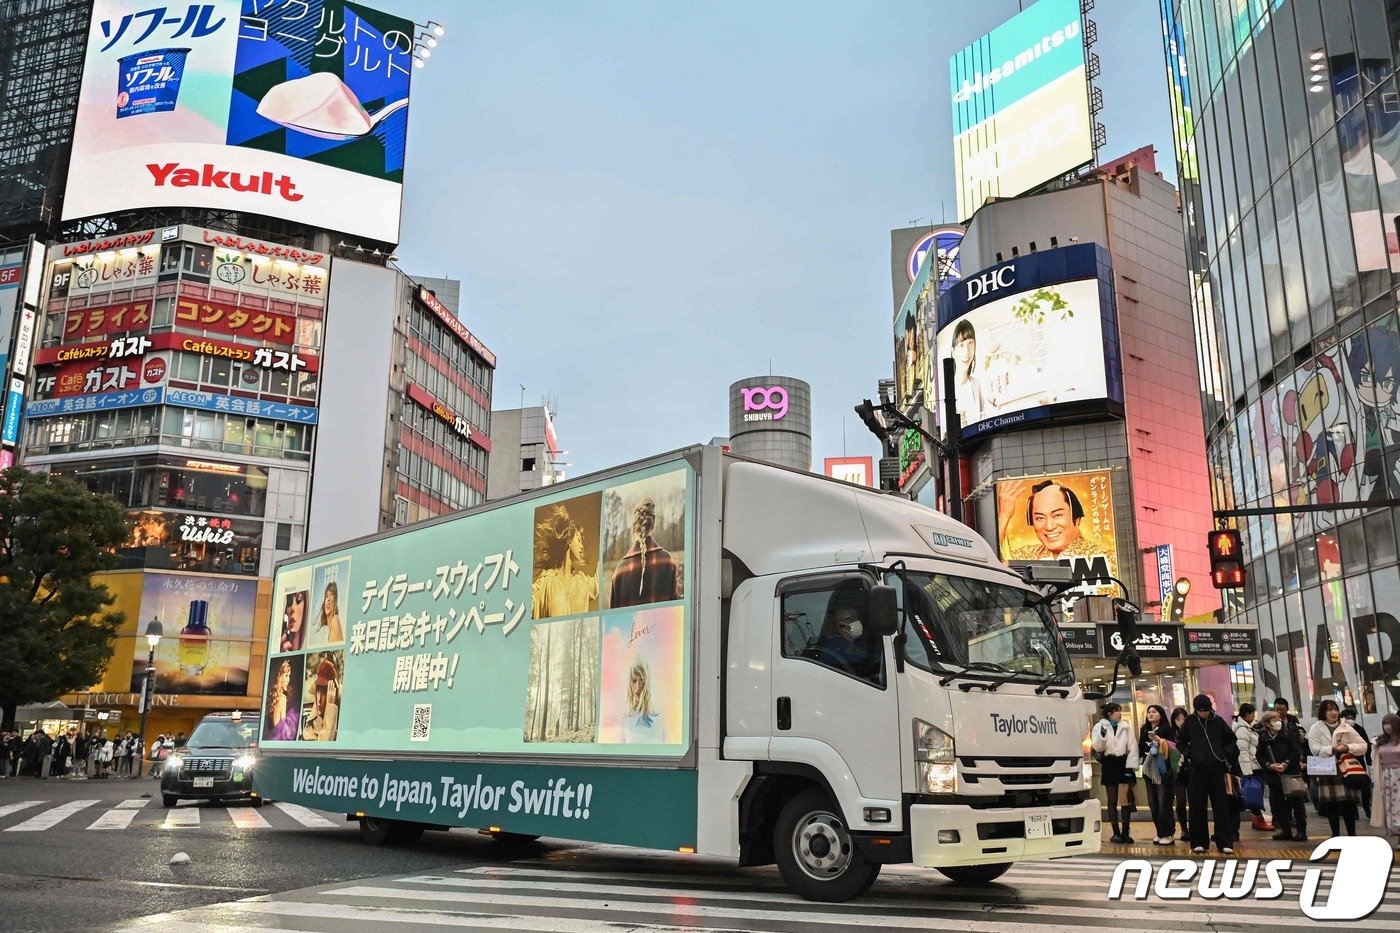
(1095, 695), (1400, 852)
(0, 727), (184, 779)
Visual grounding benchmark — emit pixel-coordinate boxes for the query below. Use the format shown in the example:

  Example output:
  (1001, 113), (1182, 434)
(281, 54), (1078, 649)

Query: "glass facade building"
(1161, 0), (1400, 724)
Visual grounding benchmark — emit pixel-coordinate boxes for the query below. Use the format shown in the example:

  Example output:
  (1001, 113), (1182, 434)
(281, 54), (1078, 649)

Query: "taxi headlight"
(233, 755), (257, 771)
(164, 754), (183, 771)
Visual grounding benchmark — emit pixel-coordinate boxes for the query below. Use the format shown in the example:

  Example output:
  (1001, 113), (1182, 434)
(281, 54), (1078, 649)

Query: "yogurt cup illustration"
(116, 48), (191, 118)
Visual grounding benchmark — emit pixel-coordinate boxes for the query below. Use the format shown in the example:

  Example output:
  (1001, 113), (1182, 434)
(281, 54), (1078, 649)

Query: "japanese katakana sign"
(263, 458), (696, 759)
(65, 1), (416, 243)
(27, 386), (164, 419)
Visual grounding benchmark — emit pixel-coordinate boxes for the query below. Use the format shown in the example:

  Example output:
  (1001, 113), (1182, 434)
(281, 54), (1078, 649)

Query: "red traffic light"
(1208, 529), (1244, 589)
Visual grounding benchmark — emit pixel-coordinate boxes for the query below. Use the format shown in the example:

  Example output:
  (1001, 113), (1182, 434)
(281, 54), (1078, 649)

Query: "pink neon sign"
(741, 386), (788, 422)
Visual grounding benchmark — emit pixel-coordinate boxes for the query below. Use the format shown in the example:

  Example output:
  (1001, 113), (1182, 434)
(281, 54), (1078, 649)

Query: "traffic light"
(1208, 529), (1244, 589)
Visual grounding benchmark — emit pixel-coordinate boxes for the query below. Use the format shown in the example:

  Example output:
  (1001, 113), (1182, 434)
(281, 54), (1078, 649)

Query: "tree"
(0, 467), (129, 730)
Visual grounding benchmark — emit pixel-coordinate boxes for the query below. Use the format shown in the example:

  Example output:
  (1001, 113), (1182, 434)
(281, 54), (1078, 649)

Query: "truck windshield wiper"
(937, 660), (1013, 687)
(1033, 670), (1074, 696)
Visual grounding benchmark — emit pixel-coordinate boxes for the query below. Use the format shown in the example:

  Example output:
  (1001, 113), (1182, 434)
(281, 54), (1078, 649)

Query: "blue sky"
(390, 0), (1174, 477)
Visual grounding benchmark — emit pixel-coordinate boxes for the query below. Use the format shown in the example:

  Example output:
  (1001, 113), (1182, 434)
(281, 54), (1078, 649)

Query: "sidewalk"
(1098, 810), (1393, 860)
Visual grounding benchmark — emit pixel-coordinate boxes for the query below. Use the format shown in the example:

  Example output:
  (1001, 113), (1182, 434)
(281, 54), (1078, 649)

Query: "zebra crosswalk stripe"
(162, 806), (201, 828)
(111, 849), (1400, 932)
(273, 801), (338, 828)
(88, 798), (150, 830)
(4, 799), (98, 832)
(0, 800), (43, 820)
(227, 806), (270, 829)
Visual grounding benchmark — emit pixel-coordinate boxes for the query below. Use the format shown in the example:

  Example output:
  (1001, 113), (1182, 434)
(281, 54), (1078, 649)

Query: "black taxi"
(160, 711), (263, 808)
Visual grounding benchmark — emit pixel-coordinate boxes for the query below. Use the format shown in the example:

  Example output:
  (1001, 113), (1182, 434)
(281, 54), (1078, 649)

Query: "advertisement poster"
(894, 246), (935, 411)
(950, 0), (1092, 217)
(995, 469), (1118, 588)
(64, 0), (414, 243)
(936, 277), (1109, 436)
(264, 460), (694, 758)
(129, 571), (257, 694)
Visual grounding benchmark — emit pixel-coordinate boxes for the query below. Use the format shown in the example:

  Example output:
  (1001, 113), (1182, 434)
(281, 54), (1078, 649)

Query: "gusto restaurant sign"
(741, 386), (789, 422)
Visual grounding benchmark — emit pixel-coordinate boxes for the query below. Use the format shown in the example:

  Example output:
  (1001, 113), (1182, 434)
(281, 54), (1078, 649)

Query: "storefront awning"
(14, 701), (71, 721)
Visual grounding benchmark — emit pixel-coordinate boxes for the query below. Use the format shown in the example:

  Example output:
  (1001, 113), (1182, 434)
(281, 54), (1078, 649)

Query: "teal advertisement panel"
(255, 754), (699, 849)
(263, 459), (694, 760)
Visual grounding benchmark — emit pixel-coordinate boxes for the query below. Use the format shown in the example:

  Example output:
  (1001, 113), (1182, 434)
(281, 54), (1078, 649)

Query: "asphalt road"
(0, 774), (543, 933)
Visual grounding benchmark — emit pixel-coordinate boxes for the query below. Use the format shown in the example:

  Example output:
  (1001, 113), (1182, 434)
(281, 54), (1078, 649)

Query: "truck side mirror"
(867, 584), (898, 637)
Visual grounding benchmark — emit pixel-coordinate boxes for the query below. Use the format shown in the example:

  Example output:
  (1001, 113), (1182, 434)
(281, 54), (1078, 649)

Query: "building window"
(276, 523), (292, 550)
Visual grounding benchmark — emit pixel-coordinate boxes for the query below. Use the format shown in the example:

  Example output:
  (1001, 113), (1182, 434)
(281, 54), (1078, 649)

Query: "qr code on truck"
(411, 704), (431, 741)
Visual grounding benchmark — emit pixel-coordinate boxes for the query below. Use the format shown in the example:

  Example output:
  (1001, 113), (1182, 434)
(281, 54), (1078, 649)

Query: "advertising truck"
(254, 446), (1101, 901)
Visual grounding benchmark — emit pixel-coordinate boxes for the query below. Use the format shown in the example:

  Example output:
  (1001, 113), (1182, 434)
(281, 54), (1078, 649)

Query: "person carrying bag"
(1091, 702), (1139, 844)
(1307, 699), (1367, 837)
(1258, 710), (1308, 841)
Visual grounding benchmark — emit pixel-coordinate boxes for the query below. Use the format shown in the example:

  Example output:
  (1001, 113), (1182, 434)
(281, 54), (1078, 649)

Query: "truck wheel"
(360, 816), (424, 846)
(937, 862), (1012, 885)
(773, 789), (880, 902)
(162, 794), (177, 809)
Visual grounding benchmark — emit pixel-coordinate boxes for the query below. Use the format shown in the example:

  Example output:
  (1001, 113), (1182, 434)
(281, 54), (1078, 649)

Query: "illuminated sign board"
(907, 225), (965, 294)
(406, 382), (491, 452)
(823, 456), (875, 487)
(64, 0), (415, 243)
(996, 469), (1117, 591)
(932, 243), (1123, 440)
(36, 332), (318, 371)
(2, 378), (24, 445)
(740, 386), (789, 422)
(416, 286), (496, 368)
(950, 0), (1093, 218)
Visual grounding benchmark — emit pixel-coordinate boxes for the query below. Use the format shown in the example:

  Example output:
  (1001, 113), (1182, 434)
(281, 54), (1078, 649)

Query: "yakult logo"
(1108, 837), (1393, 920)
(741, 386), (789, 422)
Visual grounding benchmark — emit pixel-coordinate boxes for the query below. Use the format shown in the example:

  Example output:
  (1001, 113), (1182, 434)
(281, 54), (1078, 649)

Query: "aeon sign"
(742, 386), (789, 422)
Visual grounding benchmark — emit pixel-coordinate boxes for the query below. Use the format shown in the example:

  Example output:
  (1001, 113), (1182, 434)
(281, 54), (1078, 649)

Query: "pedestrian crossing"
(0, 797), (348, 834)
(113, 847), (1400, 932)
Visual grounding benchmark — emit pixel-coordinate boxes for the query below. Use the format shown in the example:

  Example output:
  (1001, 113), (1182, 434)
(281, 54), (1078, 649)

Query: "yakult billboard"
(63, 0), (414, 244)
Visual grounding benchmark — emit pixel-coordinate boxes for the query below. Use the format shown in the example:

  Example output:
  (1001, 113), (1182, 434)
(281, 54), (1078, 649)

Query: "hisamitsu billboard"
(950, 0), (1093, 218)
(63, 0), (415, 244)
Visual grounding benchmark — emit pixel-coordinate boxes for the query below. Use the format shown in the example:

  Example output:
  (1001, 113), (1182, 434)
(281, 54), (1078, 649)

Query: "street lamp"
(136, 617), (162, 779)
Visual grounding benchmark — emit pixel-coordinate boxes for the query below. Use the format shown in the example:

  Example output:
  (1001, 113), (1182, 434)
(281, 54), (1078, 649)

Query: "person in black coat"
(1169, 706), (1191, 840)
(1176, 694), (1241, 854)
(1258, 709), (1307, 840)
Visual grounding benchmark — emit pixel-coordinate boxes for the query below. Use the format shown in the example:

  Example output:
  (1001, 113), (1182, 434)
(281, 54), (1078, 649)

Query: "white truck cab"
(719, 459), (1100, 899)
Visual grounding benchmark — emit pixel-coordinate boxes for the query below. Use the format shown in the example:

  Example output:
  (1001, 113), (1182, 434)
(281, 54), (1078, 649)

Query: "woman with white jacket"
(1092, 702), (1140, 844)
(1307, 698), (1368, 836)
(1233, 703), (1269, 832)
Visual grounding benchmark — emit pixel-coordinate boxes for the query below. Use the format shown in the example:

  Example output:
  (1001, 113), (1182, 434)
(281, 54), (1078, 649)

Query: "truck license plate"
(1025, 812), (1052, 839)
(193, 777), (214, 788)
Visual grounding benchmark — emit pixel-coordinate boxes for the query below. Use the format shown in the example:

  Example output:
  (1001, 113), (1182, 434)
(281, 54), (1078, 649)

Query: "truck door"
(771, 574), (901, 806)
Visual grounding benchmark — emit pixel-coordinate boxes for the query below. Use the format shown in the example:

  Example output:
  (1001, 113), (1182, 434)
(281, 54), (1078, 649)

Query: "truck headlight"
(1082, 760), (1093, 789)
(914, 719), (956, 794)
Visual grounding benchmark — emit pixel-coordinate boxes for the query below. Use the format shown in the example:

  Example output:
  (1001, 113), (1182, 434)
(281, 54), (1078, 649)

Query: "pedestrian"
(1139, 703), (1180, 845)
(1177, 693), (1240, 854)
(1371, 713), (1400, 847)
(1307, 699), (1367, 836)
(51, 730), (72, 779)
(96, 734), (113, 778)
(6, 731), (23, 777)
(148, 734), (165, 777)
(1233, 703), (1270, 832)
(38, 730), (54, 778)
(1258, 709), (1308, 841)
(1342, 707), (1374, 821)
(72, 731), (89, 780)
(1169, 707), (1191, 840)
(1091, 702), (1139, 844)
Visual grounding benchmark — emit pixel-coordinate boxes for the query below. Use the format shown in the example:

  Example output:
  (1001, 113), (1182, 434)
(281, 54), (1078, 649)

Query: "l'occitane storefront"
(63, 570), (273, 740)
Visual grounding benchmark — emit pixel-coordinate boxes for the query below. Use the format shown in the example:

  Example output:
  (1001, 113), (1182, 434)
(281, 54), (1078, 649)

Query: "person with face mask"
(1371, 713), (1400, 847)
(1258, 710), (1308, 841)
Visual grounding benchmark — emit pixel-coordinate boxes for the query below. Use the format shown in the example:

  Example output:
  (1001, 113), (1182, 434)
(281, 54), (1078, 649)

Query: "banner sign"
(416, 286), (496, 368)
(1101, 623), (1181, 658)
(996, 469), (1117, 591)
(263, 459), (693, 762)
(1055, 623), (1100, 656)
(27, 386), (163, 418)
(165, 388), (318, 424)
(1155, 543), (1175, 605)
(37, 331), (318, 371)
(406, 382), (490, 452)
(256, 754), (698, 847)
(2, 378), (24, 445)
(174, 295), (296, 343)
(50, 245), (161, 297)
(64, 0), (415, 244)
(61, 300), (154, 342)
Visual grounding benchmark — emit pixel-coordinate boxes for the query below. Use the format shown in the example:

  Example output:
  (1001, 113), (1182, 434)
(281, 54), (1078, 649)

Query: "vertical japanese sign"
(264, 459), (694, 758)
(64, 1), (415, 243)
(1155, 543), (1174, 605)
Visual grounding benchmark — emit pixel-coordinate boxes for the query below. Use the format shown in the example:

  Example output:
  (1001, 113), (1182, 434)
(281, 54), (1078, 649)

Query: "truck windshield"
(890, 571), (1073, 682)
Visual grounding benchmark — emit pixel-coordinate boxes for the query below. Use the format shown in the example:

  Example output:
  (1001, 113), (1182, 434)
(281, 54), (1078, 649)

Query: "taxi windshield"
(187, 719), (260, 750)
